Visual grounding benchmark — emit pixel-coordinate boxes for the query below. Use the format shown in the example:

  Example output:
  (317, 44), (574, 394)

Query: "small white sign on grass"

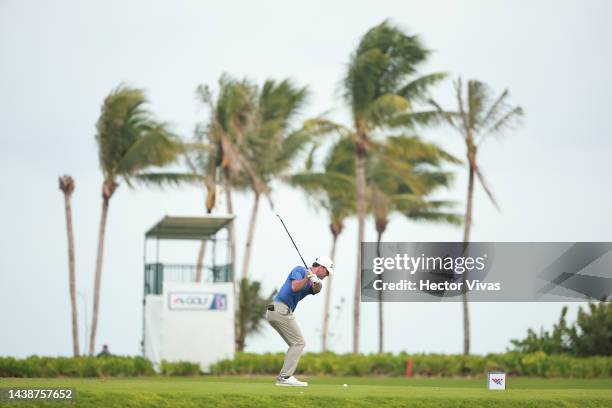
(487, 372), (506, 390)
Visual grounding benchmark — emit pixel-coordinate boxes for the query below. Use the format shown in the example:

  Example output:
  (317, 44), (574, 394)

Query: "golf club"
(275, 213), (308, 269)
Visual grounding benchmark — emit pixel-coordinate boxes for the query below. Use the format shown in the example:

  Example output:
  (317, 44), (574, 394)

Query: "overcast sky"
(1, 0), (611, 358)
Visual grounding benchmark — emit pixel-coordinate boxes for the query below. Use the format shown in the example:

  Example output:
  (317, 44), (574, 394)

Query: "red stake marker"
(406, 359), (413, 378)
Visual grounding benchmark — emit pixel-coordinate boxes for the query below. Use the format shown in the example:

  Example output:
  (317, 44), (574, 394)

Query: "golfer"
(266, 255), (334, 386)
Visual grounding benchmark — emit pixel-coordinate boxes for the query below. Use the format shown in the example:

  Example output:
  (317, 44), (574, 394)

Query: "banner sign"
(487, 372), (506, 390)
(361, 242), (612, 302)
(168, 292), (227, 310)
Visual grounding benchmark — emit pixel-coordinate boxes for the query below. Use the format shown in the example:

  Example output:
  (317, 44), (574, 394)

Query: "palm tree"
(430, 78), (524, 355)
(343, 20), (447, 352)
(196, 75), (285, 352)
(90, 85), (184, 355)
(292, 133), (461, 352)
(185, 127), (220, 283)
(238, 79), (310, 281)
(366, 136), (462, 353)
(59, 175), (79, 356)
(195, 75), (260, 298)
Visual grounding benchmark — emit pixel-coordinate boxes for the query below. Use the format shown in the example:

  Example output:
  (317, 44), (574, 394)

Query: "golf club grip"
(276, 214), (308, 269)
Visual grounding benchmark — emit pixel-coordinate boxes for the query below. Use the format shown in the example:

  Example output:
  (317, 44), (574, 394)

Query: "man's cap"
(314, 255), (335, 275)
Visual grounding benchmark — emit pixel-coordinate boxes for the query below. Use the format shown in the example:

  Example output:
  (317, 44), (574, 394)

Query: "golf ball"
(343, 384), (348, 387)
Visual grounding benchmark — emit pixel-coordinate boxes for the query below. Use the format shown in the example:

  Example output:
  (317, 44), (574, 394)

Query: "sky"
(1, 0), (611, 358)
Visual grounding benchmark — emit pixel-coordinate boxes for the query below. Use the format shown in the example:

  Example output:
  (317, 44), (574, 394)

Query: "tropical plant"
(90, 85), (184, 355)
(510, 303), (611, 357)
(570, 302), (612, 356)
(235, 278), (276, 352)
(510, 306), (573, 355)
(367, 136), (462, 353)
(59, 175), (79, 356)
(195, 75), (318, 350)
(236, 78), (310, 281)
(195, 75), (260, 297)
(291, 133), (461, 352)
(342, 20), (447, 352)
(430, 78), (524, 355)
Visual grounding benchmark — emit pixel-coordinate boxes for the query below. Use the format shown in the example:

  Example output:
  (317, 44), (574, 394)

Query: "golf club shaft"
(275, 213), (308, 269)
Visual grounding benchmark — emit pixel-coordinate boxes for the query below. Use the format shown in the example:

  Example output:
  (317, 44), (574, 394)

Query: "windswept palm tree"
(343, 20), (447, 352)
(195, 75), (282, 352)
(90, 85), (184, 355)
(292, 134), (461, 352)
(138, 78), (311, 285)
(430, 78), (524, 355)
(366, 136), (462, 353)
(195, 75), (260, 297)
(59, 175), (79, 356)
(238, 78), (310, 281)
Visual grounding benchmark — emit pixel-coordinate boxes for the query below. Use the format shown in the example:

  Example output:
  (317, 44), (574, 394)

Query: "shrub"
(160, 360), (201, 376)
(210, 352), (612, 378)
(2, 352), (610, 378)
(0, 355), (155, 378)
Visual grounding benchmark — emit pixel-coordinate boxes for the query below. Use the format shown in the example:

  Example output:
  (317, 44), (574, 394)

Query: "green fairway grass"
(1, 376), (611, 407)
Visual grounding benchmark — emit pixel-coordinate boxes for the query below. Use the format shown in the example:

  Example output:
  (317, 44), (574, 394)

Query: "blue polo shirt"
(274, 266), (315, 312)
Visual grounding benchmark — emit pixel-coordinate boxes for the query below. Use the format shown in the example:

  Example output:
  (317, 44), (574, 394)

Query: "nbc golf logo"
(168, 292), (227, 310)
(487, 372), (506, 390)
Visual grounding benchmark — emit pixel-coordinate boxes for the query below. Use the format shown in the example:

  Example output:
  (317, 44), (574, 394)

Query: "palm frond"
(116, 125), (184, 175)
(453, 78), (469, 136)
(474, 165), (500, 210)
(467, 80), (490, 132)
(428, 99), (461, 131)
(481, 106), (524, 141)
(344, 20), (429, 115)
(134, 172), (203, 188)
(482, 89), (509, 125)
(364, 94), (410, 126)
(403, 209), (463, 225)
(398, 72), (448, 102)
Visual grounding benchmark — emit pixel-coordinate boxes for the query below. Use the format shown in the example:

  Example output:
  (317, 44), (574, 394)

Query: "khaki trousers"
(266, 301), (305, 377)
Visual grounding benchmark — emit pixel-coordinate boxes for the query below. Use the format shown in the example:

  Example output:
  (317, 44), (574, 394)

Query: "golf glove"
(308, 273), (320, 284)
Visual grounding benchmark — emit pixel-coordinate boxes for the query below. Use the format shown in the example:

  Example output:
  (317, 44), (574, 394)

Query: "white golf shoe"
(275, 376), (308, 387)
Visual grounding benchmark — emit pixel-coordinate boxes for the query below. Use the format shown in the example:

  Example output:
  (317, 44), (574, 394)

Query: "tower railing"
(144, 263), (232, 295)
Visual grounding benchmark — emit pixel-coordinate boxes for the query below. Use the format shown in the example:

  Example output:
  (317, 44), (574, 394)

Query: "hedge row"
(3, 352), (611, 378)
(0, 356), (198, 378)
(211, 352), (612, 378)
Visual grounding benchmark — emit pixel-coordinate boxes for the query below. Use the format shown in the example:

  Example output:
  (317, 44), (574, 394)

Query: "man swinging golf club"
(266, 255), (334, 386)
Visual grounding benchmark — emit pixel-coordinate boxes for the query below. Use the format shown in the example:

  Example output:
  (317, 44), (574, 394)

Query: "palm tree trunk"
(354, 145), (366, 354)
(376, 231), (384, 354)
(224, 176), (236, 287)
(321, 232), (338, 352)
(241, 192), (260, 280)
(89, 185), (113, 356)
(462, 162), (475, 356)
(60, 177), (79, 356)
(195, 240), (207, 282)
(223, 173), (240, 351)
(196, 199), (214, 283)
